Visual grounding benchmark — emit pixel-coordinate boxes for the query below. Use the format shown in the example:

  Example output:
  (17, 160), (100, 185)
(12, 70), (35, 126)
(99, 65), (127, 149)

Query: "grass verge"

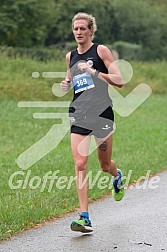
(0, 94), (167, 240)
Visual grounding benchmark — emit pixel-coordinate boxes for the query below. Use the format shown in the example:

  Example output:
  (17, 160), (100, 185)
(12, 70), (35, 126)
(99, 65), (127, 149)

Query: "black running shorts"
(70, 106), (114, 138)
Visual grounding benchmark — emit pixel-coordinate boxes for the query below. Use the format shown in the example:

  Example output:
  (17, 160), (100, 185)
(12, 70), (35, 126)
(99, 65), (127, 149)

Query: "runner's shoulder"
(97, 44), (111, 54)
(66, 52), (71, 65)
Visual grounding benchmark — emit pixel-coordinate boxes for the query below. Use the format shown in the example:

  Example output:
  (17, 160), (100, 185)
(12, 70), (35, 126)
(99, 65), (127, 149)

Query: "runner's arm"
(97, 45), (124, 88)
(60, 52), (72, 91)
(65, 52), (72, 82)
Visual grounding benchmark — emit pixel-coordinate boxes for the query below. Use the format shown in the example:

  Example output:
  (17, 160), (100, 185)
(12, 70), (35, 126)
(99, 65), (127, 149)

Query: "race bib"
(73, 72), (95, 94)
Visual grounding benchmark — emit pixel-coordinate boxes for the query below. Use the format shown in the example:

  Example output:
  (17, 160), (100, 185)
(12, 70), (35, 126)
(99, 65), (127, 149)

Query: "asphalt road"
(0, 171), (167, 252)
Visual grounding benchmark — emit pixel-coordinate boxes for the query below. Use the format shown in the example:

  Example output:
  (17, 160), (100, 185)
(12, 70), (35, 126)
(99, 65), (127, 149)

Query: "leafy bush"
(0, 46), (66, 62)
(65, 42), (78, 52)
(113, 41), (142, 60)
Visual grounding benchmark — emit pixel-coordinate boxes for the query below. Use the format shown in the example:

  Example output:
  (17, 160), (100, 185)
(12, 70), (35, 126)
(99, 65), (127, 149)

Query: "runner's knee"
(75, 159), (87, 172)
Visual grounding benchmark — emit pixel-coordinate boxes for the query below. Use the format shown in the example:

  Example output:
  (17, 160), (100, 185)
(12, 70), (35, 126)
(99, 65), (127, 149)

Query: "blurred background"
(1, 0), (167, 61)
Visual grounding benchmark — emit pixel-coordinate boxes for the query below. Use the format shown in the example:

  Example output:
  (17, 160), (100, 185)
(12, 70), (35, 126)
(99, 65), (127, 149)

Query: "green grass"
(0, 54), (167, 240)
(0, 54), (167, 100)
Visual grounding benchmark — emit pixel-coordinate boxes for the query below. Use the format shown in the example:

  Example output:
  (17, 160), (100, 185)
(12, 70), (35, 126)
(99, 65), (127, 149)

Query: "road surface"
(0, 171), (167, 252)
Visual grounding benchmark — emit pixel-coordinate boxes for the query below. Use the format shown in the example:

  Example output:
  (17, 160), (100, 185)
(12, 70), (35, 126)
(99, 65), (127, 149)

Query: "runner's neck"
(77, 42), (94, 54)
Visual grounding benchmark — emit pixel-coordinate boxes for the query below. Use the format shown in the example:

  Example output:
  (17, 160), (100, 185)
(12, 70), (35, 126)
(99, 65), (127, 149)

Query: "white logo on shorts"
(102, 125), (111, 130)
(70, 117), (75, 123)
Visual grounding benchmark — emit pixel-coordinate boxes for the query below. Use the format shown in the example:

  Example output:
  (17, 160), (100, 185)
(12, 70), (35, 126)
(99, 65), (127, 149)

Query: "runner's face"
(73, 19), (92, 44)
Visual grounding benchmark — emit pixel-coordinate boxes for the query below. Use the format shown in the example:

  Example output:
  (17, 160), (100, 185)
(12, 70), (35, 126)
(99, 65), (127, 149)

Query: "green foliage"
(0, 0), (55, 47)
(113, 41), (142, 61)
(111, 0), (167, 60)
(0, 54), (167, 102)
(0, 53), (68, 101)
(65, 42), (78, 52)
(0, 46), (66, 62)
(0, 0), (167, 60)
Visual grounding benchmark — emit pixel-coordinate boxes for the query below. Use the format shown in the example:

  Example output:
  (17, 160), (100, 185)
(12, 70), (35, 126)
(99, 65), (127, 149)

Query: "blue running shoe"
(112, 169), (125, 201)
(70, 215), (93, 233)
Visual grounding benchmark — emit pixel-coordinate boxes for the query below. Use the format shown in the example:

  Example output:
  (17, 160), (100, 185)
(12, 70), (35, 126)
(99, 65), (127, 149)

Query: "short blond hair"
(72, 12), (97, 40)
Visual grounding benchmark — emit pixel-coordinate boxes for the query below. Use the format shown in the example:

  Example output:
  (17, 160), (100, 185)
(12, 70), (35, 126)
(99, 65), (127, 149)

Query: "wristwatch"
(94, 69), (100, 76)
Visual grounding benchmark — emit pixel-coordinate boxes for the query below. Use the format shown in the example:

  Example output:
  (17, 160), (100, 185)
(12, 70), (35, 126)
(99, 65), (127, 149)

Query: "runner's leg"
(95, 134), (125, 201)
(71, 133), (91, 212)
(95, 134), (118, 177)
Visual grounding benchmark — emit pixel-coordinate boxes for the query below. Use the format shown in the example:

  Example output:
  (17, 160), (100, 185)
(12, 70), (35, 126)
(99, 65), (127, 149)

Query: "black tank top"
(69, 43), (112, 123)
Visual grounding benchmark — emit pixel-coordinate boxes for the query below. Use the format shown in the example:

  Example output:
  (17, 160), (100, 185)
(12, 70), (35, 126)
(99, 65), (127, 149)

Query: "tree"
(0, 0), (55, 47)
(111, 0), (167, 59)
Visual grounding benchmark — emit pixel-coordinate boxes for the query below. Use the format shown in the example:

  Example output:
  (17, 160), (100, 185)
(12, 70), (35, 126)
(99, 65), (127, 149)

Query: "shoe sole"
(71, 224), (93, 233)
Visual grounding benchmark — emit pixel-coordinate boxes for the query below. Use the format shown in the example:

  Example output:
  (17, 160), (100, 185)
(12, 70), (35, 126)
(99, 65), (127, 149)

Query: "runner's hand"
(78, 62), (88, 71)
(78, 62), (95, 75)
(60, 78), (71, 91)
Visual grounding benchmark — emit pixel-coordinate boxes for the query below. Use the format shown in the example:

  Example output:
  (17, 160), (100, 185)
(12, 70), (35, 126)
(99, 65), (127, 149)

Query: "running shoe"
(112, 169), (125, 201)
(70, 215), (93, 233)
